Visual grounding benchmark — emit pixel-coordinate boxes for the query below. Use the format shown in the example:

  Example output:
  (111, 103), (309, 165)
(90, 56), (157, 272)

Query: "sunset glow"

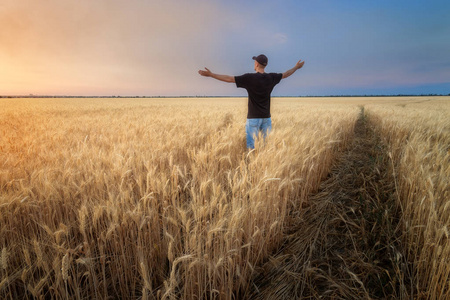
(1, 0), (449, 96)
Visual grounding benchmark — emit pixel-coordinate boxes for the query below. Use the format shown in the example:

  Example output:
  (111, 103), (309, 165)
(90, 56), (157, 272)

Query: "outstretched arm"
(282, 60), (305, 79)
(198, 68), (235, 83)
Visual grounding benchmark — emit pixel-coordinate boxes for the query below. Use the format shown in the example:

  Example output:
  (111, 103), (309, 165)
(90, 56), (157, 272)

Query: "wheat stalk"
(61, 253), (70, 281)
(1, 248), (7, 271)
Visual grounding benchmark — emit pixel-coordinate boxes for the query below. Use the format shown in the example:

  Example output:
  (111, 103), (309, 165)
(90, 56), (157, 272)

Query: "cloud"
(273, 33), (288, 44)
(1, 0), (449, 96)
(0, 0), (234, 95)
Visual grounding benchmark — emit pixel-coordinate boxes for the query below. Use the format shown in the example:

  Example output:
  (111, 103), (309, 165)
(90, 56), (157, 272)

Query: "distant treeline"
(1, 94), (449, 98)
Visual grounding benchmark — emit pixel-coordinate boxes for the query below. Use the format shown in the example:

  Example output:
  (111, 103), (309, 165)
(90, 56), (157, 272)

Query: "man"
(198, 54), (305, 149)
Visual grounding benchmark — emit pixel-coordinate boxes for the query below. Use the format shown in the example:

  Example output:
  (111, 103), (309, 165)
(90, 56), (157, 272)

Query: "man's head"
(253, 54), (268, 67)
(253, 54), (267, 72)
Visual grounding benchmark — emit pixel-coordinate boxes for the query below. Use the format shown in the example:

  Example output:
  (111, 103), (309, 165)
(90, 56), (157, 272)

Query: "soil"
(250, 108), (403, 299)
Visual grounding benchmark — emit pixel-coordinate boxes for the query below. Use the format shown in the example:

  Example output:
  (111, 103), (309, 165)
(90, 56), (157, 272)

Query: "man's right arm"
(198, 68), (235, 83)
(282, 60), (305, 79)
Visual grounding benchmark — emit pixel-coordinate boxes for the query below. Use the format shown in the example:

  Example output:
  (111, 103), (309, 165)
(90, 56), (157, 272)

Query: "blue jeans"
(245, 118), (272, 149)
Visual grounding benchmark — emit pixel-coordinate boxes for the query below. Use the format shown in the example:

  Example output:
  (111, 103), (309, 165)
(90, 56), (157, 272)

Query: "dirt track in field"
(250, 108), (403, 299)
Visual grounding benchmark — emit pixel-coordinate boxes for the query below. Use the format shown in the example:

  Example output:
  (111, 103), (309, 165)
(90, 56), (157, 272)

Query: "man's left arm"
(282, 60), (305, 79)
(198, 67), (235, 83)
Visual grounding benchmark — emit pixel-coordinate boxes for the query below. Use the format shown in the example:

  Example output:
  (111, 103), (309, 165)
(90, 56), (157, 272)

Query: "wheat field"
(0, 96), (449, 299)
(366, 98), (450, 298)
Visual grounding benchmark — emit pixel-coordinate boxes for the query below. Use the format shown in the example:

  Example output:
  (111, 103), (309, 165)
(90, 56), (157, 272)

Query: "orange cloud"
(0, 0), (229, 95)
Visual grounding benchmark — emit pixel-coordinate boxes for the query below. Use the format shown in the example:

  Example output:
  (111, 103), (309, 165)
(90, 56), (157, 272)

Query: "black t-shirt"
(235, 72), (283, 119)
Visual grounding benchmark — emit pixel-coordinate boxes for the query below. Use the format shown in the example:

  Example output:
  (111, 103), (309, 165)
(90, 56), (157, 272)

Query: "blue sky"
(1, 0), (449, 96)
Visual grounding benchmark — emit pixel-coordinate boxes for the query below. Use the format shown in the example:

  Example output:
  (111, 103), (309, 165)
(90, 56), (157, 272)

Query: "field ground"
(251, 109), (400, 298)
(1, 96), (449, 299)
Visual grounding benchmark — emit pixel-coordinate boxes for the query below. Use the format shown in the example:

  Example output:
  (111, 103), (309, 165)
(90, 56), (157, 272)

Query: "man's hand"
(282, 59), (305, 79)
(295, 60), (305, 70)
(198, 67), (212, 77)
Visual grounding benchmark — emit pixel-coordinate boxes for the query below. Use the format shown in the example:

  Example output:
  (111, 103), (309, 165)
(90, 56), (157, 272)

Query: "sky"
(1, 0), (449, 96)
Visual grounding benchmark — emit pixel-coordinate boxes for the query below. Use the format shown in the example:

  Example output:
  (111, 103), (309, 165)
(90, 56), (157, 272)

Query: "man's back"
(235, 72), (282, 118)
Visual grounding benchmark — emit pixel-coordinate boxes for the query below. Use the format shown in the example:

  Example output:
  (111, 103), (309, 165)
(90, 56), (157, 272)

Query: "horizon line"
(1, 93), (449, 99)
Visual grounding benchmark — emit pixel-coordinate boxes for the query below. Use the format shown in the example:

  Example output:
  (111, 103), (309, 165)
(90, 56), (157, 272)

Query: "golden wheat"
(1, 96), (448, 299)
(366, 97), (450, 299)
